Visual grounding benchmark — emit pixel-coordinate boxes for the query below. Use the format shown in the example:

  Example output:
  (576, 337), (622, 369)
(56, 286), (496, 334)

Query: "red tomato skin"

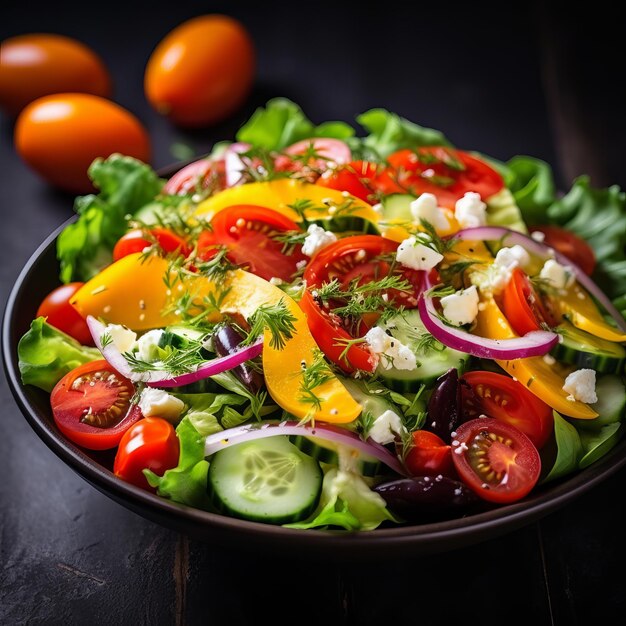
(36, 282), (93, 345)
(112, 228), (191, 261)
(404, 430), (455, 477)
(530, 225), (595, 276)
(114, 418), (180, 491)
(461, 371), (553, 449)
(452, 418), (541, 504)
(51, 361), (142, 450)
(317, 161), (380, 203)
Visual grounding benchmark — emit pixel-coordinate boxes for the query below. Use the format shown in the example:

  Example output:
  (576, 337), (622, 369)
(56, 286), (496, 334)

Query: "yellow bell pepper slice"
(474, 296), (598, 419)
(551, 283), (626, 343)
(71, 253), (360, 424)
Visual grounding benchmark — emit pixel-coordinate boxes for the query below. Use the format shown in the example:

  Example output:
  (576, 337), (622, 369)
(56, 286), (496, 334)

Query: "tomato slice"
(164, 157), (225, 195)
(113, 227), (191, 261)
(452, 418), (541, 503)
(197, 205), (307, 282)
(302, 235), (424, 372)
(461, 371), (553, 449)
(113, 417), (179, 491)
(404, 430), (454, 477)
(50, 360), (142, 450)
(36, 282), (93, 345)
(375, 147), (504, 208)
(316, 160), (381, 203)
(501, 268), (554, 336)
(529, 225), (595, 276)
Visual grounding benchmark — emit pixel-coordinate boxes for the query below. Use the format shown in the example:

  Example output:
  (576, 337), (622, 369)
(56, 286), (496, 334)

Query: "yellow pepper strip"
(551, 284), (626, 343)
(474, 296), (598, 419)
(71, 253), (360, 424)
(194, 179), (378, 223)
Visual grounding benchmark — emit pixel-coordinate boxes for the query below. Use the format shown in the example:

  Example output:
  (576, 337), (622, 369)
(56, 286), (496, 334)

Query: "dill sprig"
(272, 229), (308, 256)
(100, 332), (113, 348)
(242, 299), (298, 350)
(123, 339), (207, 376)
(299, 349), (334, 410)
(195, 245), (240, 284)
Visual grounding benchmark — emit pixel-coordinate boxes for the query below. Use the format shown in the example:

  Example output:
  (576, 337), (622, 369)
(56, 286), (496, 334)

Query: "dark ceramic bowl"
(4, 215), (626, 559)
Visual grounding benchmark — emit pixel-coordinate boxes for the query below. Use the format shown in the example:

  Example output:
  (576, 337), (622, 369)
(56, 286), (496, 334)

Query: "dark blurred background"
(2, 2), (625, 625)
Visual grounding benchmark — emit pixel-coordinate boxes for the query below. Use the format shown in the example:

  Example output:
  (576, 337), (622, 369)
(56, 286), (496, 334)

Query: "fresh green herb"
(272, 229), (308, 255)
(299, 349), (334, 411)
(333, 336), (368, 367)
(195, 245), (240, 284)
(243, 300), (298, 350)
(123, 338), (207, 376)
(428, 285), (456, 299)
(99, 332), (113, 349)
(357, 410), (376, 439)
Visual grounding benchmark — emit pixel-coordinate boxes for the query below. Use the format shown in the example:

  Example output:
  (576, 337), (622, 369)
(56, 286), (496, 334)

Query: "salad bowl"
(5, 211), (626, 558)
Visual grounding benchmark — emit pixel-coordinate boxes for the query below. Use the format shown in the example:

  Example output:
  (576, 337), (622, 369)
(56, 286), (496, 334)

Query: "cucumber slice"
(551, 322), (626, 374)
(571, 375), (626, 430)
(158, 325), (208, 350)
(207, 437), (322, 524)
(376, 310), (470, 390)
(309, 215), (379, 235)
(485, 187), (528, 234)
(381, 194), (415, 222)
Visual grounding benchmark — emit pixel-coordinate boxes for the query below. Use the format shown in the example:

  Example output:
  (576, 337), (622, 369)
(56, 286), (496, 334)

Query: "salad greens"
(543, 412), (583, 483)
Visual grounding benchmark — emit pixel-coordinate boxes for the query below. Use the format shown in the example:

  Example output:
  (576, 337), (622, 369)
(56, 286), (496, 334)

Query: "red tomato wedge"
(530, 225), (595, 276)
(376, 147), (504, 208)
(51, 360), (142, 450)
(316, 160), (381, 203)
(197, 205), (307, 282)
(452, 418), (541, 503)
(113, 228), (191, 261)
(404, 430), (454, 477)
(114, 417), (180, 491)
(36, 282), (92, 345)
(461, 371), (553, 449)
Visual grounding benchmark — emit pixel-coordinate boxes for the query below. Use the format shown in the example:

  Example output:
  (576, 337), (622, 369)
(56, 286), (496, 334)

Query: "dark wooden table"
(2, 3), (625, 624)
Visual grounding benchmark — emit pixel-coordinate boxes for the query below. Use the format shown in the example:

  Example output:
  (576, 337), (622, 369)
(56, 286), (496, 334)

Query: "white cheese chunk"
(540, 259), (575, 291)
(364, 326), (417, 371)
(494, 245), (531, 271)
(440, 285), (479, 326)
(105, 324), (137, 354)
(563, 369), (597, 404)
(455, 192), (487, 229)
(138, 388), (185, 421)
(410, 193), (449, 233)
(301, 224), (337, 257)
(396, 237), (444, 271)
(368, 409), (406, 445)
(135, 329), (165, 362)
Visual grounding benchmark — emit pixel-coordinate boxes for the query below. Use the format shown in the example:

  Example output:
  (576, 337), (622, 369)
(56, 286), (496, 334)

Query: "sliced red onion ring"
(224, 142), (252, 187)
(163, 157), (216, 195)
(87, 316), (263, 386)
(452, 226), (626, 331)
(418, 293), (559, 359)
(275, 138), (352, 171)
(205, 421), (407, 476)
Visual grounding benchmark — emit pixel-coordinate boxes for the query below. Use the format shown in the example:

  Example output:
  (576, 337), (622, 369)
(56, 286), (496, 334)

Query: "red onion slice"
(224, 142), (252, 187)
(205, 421), (407, 476)
(418, 293), (559, 359)
(87, 316), (263, 386)
(452, 226), (626, 331)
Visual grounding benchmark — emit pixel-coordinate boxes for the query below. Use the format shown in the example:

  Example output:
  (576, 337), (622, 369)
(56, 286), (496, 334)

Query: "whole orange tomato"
(144, 14), (255, 128)
(15, 93), (150, 193)
(0, 34), (111, 117)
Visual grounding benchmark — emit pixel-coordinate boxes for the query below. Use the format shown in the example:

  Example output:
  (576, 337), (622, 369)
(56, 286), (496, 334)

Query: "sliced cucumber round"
(551, 322), (625, 374)
(207, 437), (322, 524)
(571, 375), (626, 430)
(381, 194), (415, 222)
(309, 215), (379, 235)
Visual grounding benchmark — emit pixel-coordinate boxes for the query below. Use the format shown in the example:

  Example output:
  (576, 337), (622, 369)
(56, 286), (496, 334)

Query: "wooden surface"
(1, 3), (625, 624)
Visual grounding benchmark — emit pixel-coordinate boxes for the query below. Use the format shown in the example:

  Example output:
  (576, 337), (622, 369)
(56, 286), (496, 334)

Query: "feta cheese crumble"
(440, 285), (479, 326)
(396, 236), (444, 271)
(494, 245), (531, 272)
(410, 193), (449, 233)
(539, 259), (575, 291)
(470, 245), (532, 295)
(364, 326), (417, 371)
(301, 224), (337, 257)
(138, 388), (185, 421)
(368, 410), (406, 445)
(454, 192), (487, 229)
(104, 324), (137, 353)
(562, 369), (597, 404)
(135, 329), (165, 362)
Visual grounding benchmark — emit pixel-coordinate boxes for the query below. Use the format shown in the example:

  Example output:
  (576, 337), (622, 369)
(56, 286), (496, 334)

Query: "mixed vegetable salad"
(18, 99), (626, 530)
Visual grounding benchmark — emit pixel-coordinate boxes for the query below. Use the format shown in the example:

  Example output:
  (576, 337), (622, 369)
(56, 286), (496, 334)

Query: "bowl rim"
(4, 203), (626, 554)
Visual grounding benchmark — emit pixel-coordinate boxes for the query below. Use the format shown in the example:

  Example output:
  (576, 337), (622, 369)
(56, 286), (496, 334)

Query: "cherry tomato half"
(404, 430), (455, 477)
(317, 160), (382, 203)
(461, 371), (553, 449)
(530, 225), (595, 276)
(501, 268), (555, 336)
(452, 418), (541, 503)
(114, 417), (180, 491)
(113, 228), (191, 261)
(302, 235), (424, 373)
(51, 360), (142, 450)
(36, 282), (92, 345)
(197, 205), (307, 282)
(376, 147), (504, 208)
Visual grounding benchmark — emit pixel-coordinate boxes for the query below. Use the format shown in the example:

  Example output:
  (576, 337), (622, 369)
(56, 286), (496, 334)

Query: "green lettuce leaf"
(547, 176), (626, 299)
(144, 416), (212, 510)
(356, 109), (451, 159)
(57, 154), (164, 283)
(285, 467), (398, 531)
(542, 411), (583, 483)
(236, 98), (354, 150)
(504, 155), (556, 224)
(18, 317), (101, 392)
